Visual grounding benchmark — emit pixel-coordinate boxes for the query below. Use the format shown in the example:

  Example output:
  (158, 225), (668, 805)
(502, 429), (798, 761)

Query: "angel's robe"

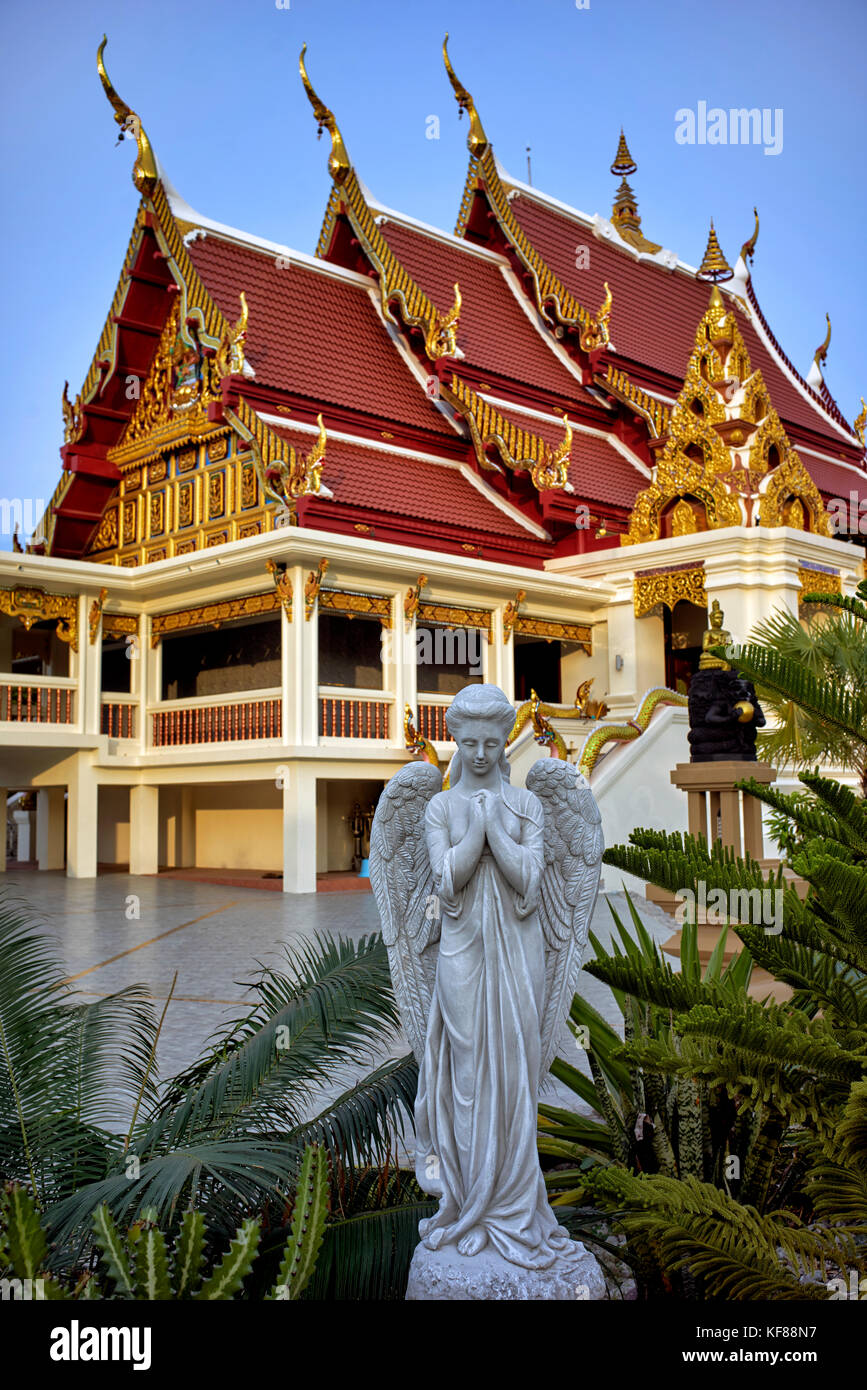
(416, 782), (582, 1269)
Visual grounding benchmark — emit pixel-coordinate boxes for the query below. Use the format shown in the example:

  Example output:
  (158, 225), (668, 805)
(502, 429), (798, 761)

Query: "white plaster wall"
(97, 785), (130, 864)
(560, 622), (609, 707)
(194, 782), (283, 871)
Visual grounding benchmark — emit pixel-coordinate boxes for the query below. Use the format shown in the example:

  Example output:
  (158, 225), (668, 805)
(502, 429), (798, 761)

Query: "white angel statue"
(370, 683), (603, 1272)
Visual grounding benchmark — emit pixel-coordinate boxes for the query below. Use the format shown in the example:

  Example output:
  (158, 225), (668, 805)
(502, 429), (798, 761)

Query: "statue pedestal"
(646, 761), (776, 916)
(406, 1241), (607, 1301)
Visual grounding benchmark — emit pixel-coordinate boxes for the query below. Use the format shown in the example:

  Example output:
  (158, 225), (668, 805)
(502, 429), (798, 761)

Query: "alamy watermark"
(675, 103), (783, 157)
(675, 883), (783, 935)
(827, 491), (867, 536)
(381, 625), (483, 676)
(0, 498), (45, 546)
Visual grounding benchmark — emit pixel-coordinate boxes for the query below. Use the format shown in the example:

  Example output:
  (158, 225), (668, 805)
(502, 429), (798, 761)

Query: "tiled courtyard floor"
(2, 869), (678, 1139)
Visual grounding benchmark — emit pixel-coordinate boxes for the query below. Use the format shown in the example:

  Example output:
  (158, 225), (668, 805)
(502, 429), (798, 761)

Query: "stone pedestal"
(406, 1241), (607, 1301)
(646, 761), (776, 917)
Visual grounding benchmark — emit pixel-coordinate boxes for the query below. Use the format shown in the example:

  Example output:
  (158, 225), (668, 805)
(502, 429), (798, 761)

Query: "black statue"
(688, 602), (766, 762)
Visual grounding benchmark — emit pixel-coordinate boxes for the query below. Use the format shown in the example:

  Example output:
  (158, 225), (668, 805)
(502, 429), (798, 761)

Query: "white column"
(36, 787), (66, 870)
(0, 788), (6, 873)
(129, 785), (160, 876)
(300, 571), (320, 747)
(82, 595), (102, 736)
(283, 764), (317, 893)
(66, 756), (98, 878)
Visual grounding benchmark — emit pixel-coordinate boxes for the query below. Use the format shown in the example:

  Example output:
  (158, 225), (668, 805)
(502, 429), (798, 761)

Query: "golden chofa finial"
(740, 207), (759, 264)
(298, 45), (351, 184)
(696, 220), (734, 283)
(813, 313), (832, 367)
(443, 34), (488, 159)
(96, 36), (158, 196)
(610, 129), (637, 177)
(853, 397), (866, 446)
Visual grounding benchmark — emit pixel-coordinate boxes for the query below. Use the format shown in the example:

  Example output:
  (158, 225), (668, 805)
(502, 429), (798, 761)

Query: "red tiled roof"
(379, 221), (591, 405)
(268, 422), (539, 540)
(801, 454), (867, 501)
(186, 235), (452, 435)
(509, 194), (855, 450)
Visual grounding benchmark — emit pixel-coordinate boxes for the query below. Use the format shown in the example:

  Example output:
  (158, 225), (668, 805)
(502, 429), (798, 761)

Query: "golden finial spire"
(443, 33), (489, 159)
(610, 129), (637, 177)
(853, 397), (866, 446)
(813, 313), (831, 368)
(298, 45), (351, 184)
(740, 207), (759, 264)
(96, 36), (158, 196)
(696, 220), (734, 283)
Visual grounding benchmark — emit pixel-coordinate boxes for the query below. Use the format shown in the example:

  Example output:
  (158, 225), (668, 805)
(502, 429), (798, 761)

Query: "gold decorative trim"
(404, 575), (427, 630)
(88, 588), (108, 644)
(465, 148), (597, 338)
(150, 591), (282, 647)
(225, 397), (326, 517)
(265, 559), (293, 621)
(305, 558), (329, 620)
(417, 601), (493, 643)
(502, 591), (525, 642)
(103, 613), (139, 638)
(442, 376), (572, 488)
(0, 586), (79, 652)
(798, 566), (841, 606)
(514, 615), (592, 651)
(319, 589), (392, 627)
(634, 566), (706, 617)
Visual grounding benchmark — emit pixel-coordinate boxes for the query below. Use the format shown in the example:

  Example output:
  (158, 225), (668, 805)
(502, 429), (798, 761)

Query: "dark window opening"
(101, 639), (132, 694)
(318, 614), (383, 690)
(513, 635), (567, 705)
(161, 617), (281, 701)
(664, 601), (706, 694)
(1, 618), (70, 678)
(416, 623), (484, 695)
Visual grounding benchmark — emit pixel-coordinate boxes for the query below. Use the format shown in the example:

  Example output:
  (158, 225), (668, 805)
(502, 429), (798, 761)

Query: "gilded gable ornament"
(623, 286), (831, 544)
(61, 382), (85, 445)
(424, 284), (461, 361)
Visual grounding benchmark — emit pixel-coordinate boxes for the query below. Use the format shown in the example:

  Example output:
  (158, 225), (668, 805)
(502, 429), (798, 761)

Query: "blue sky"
(1, 0), (865, 521)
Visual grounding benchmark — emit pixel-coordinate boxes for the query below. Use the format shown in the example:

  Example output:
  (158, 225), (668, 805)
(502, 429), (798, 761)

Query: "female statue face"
(451, 717), (508, 782)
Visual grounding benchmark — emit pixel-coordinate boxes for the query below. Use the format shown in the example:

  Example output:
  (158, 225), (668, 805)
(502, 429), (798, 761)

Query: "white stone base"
(405, 1240), (607, 1301)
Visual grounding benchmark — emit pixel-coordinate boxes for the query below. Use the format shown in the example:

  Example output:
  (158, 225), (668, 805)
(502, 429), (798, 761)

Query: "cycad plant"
(546, 581), (867, 1298)
(1, 1143), (328, 1300)
(744, 584), (867, 790)
(0, 889), (423, 1295)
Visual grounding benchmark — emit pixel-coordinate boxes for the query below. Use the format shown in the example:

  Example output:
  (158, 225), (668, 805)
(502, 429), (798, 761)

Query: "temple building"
(1, 38), (864, 891)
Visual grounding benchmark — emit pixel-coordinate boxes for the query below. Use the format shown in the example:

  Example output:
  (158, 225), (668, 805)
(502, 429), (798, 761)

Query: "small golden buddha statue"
(698, 599), (733, 670)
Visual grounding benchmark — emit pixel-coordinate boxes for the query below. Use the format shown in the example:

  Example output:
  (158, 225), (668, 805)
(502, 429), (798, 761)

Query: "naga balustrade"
(101, 699), (137, 740)
(318, 688), (392, 740)
(0, 676), (76, 725)
(150, 690), (282, 748)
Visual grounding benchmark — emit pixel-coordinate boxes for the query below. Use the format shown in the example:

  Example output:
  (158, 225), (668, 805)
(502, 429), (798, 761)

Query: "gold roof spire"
(813, 313), (831, 368)
(299, 44), (351, 184)
(610, 129), (637, 177)
(96, 36), (158, 196)
(443, 33), (489, 159)
(740, 207), (759, 264)
(696, 220), (734, 283)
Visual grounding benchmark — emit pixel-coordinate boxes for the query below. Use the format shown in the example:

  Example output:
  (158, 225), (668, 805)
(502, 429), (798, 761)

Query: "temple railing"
(150, 689), (282, 748)
(0, 676), (76, 726)
(318, 687), (392, 740)
(101, 698), (138, 740)
(416, 696), (452, 743)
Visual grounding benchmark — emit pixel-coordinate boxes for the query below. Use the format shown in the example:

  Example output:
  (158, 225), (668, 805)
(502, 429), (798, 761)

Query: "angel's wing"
(369, 761), (443, 1063)
(526, 758), (604, 1074)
